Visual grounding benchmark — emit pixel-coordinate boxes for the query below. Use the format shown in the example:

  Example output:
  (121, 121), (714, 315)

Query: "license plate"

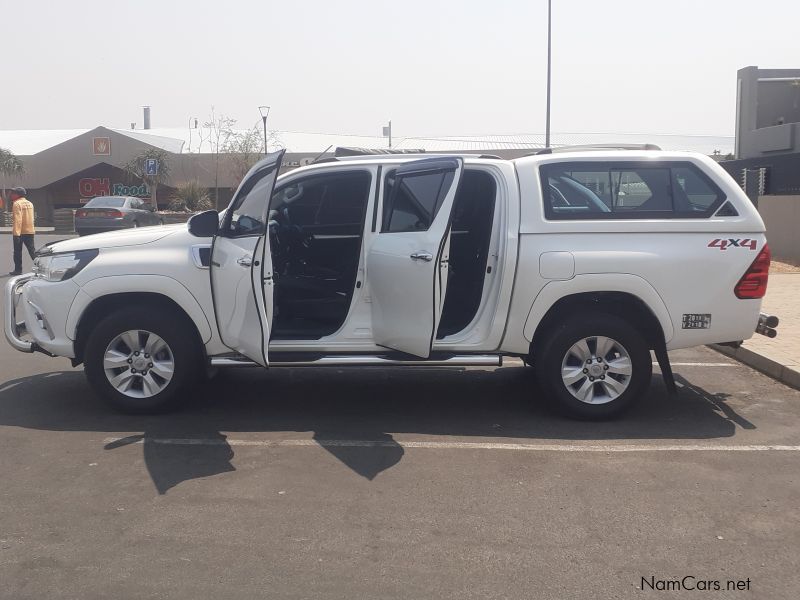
(682, 313), (712, 329)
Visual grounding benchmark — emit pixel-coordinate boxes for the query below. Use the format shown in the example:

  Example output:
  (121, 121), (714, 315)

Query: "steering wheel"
(279, 207), (314, 249)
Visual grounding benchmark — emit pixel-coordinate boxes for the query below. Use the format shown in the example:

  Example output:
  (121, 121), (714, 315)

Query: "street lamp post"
(258, 106), (271, 154)
(544, 0), (553, 148)
(545, 0), (552, 149)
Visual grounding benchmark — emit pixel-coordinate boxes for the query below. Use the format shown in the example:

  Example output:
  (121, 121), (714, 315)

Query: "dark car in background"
(75, 196), (163, 236)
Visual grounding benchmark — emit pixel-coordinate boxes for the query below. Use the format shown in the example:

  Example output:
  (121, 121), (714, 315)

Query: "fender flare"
(66, 274), (213, 343)
(522, 273), (675, 343)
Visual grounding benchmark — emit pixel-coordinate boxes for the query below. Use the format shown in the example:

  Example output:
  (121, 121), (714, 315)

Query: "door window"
(222, 165), (279, 237)
(271, 171), (371, 227)
(382, 169), (455, 232)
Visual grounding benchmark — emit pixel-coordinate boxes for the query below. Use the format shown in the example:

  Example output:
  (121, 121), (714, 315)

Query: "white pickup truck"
(4, 148), (777, 418)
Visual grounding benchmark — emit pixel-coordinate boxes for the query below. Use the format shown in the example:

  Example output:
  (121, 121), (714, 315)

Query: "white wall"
(759, 195), (800, 262)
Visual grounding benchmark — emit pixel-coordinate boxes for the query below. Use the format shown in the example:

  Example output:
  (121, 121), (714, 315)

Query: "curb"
(0, 228), (57, 234)
(709, 343), (800, 391)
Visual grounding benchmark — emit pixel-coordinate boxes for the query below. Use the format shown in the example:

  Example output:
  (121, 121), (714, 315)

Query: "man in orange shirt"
(9, 187), (35, 276)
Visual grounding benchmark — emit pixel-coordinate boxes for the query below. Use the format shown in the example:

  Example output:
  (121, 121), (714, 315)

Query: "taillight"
(735, 244), (770, 299)
(75, 209), (87, 218)
(106, 209), (123, 218)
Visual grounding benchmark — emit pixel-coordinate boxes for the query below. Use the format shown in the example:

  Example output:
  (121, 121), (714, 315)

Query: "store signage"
(79, 177), (150, 199)
(93, 137), (111, 155)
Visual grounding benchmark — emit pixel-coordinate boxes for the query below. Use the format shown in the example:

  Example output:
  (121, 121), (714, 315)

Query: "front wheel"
(534, 313), (652, 420)
(84, 307), (202, 413)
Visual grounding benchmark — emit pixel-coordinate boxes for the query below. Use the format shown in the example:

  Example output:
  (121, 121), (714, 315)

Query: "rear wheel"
(84, 307), (202, 413)
(534, 313), (652, 419)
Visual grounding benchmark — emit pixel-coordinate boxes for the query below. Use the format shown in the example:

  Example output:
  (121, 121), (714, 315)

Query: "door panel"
(211, 235), (265, 358)
(367, 158), (464, 357)
(269, 169), (371, 339)
(210, 150), (285, 365)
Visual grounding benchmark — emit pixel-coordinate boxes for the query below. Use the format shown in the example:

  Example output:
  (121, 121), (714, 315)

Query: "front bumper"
(4, 274), (35, 352)
(4, 274), (79, 357)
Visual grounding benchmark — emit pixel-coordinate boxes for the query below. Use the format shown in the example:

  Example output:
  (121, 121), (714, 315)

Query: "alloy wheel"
(103, 329), (174, 398)
(560, 335), (632, 404)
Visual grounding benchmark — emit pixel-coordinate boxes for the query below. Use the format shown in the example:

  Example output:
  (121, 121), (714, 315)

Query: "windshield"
(84, 197), (126, 208)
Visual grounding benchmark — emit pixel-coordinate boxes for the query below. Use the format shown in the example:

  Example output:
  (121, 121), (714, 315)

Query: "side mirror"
(188, 210), (219, 237)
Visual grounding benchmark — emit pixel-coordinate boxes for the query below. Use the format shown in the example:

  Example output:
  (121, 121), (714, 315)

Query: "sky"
(1, 0), (797, 137)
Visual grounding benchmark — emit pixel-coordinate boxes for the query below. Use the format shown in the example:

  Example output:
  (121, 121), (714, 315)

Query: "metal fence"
(721, 153), (800, 202)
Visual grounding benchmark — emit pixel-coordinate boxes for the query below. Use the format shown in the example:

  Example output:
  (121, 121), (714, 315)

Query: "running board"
(210, 355), (502, 368)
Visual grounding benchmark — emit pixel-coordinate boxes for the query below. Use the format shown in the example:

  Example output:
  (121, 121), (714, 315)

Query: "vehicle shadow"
(0, 364), (753, 493)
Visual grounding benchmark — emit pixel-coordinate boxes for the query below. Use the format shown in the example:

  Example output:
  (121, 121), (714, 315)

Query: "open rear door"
(210, 150), (285, 366)
(367, 157), (464, 357)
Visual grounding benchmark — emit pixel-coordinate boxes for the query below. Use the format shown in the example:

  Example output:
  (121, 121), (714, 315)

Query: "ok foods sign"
(79, 177), (150, 199)
(93, 137), (111, 155)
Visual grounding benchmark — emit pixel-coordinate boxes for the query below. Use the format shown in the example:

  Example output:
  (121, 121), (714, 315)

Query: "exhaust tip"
(760, 312), (779, 328)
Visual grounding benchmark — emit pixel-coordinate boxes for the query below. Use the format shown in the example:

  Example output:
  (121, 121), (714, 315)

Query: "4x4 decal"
(708, 238), (757, 251)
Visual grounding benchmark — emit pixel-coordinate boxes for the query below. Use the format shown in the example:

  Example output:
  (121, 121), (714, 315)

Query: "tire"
(534, 312), (652, 420)
(84, 306), (203, 413)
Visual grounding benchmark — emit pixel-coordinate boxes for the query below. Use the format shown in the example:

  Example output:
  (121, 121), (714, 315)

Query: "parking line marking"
(103, 437), (800, 452)
(653, 362), (735, 367)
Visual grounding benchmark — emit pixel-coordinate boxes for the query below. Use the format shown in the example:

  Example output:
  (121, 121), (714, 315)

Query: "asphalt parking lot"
(1, 238), (799, 599)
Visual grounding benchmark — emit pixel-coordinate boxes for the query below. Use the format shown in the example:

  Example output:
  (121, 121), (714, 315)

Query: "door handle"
(410, 252), (433, 262)
(237, 256), (253, 267)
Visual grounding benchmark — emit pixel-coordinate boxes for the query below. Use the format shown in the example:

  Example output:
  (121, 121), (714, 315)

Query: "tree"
(0, 147), (24, 210)
(123, 148), (171, 210)
(224, 126), (265, 183)
(203, 107), (237, 207)
(202, 108), (286, 204)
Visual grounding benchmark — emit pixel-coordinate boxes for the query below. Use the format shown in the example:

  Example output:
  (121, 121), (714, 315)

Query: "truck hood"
(45, 224), (185, 253)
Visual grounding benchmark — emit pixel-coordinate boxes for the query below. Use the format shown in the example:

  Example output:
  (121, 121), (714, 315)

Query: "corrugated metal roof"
(144, 128), (395, 154)
(0, 127), (735, 157)
(114, 129), (185, 153)
(397, 132), (734, 154)
(0, 127), (185, 155)
(0, 129), (91, 155)
(153, 128), (735, 155)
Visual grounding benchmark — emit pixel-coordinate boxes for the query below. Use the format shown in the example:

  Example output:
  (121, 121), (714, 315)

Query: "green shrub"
(169, 181), (212, 212)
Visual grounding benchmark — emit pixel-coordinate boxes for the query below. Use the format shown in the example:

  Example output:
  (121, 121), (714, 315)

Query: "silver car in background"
(75, 196), (164, 236)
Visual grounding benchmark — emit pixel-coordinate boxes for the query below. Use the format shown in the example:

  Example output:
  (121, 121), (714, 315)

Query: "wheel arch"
(528, 290), (669, 361)
(72, 292), (207, 365)
(69, 276), (213, 364)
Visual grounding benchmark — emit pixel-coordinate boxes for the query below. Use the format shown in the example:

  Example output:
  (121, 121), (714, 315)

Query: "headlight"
(33, 249), (99, 282)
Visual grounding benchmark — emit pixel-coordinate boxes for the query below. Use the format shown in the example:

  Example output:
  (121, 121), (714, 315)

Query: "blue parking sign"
(145, 158), (159, 176)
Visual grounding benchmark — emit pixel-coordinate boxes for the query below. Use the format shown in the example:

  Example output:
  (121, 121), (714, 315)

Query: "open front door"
(367, 157), (464, 357)
(210, 150), (285, 366)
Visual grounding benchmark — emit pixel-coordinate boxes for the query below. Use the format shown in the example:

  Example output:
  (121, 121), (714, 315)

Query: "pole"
(545, 0), (552, 149)
(262, 115), (268, 155)
(389, 120), (392, 149)
(150, 174), (157, 211)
